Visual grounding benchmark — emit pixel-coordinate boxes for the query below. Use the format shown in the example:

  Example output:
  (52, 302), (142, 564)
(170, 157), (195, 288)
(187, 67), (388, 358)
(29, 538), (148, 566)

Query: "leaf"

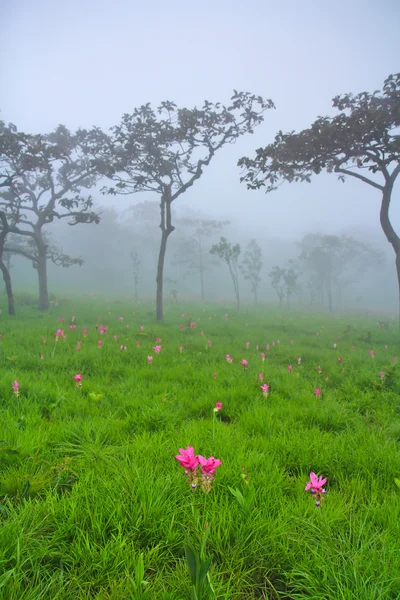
(198, 555), (213, 591)
(184, 543), (199, 585)
(21, 480), (31, 499)
(394, 478), (400, 489)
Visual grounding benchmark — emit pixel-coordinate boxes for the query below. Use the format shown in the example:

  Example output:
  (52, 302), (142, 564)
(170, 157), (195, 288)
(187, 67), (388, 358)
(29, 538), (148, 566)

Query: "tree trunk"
(198, 236), (205, 302)
(37, 244), (49, 310)
(380, 184), (400, 330)
(0, 258), (15, 316)
(156, 190), (174, 321)
(326, 277), (334, 315)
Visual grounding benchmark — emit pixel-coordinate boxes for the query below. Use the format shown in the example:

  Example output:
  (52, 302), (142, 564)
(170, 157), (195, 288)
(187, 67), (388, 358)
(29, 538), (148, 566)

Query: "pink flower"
(148, 356), (153, 364)
(189, 322), (196, 328)
(182, 313), (187, 318)
(297, 357), (302, 365)
(97, 340), (103, 348)
(58, 317), (65, 323)
(214, 402), (223, 412)
(74, 374), (82, 386)
(266, 344), (270, 351)
(369, 349), (375, 358)
(260, 353), (265, 361)
(224, 313), (228, 317)
(198, 455), (222, 475)
(99, 325), (107, 334)
(179, 324), (184, 329)
(155, 337), (162, 343)
(113, 335), (118, 341)
(241, 359), (248, 369)
(258, 373), (263, 381)
(120, 345), (127, 351)
(69, 324), (77, 330)
(226, 353), (233, 363)
(12, 380), (19, 394)
(55, 329), (65, 340)
(179, 346), (183, 353)
(140, 325), (144, 331)
(207, 340), (212, 346)
(245, 341), (250, 348)
(379, 371), (385, 379)
(175, 446), (199, 471)
(119, 317), (124, 322)
(83, 326), (88, 337)
(317, 365), (322, 373)
(260, 383), (269, 396)
(337, 357), (343, 364)
(272, 341), (275, 346)
(305, 472), (327, 494)
(42, 337), (46, 343)
(213, 372), (217, 379)
(136, 340), (141, 346)
(314, 387), (321, 397)
(153, 345), (161, 354)
(288, 365), (293, 373)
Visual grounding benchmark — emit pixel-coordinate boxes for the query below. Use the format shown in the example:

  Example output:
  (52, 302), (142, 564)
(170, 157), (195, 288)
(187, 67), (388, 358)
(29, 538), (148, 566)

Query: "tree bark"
(198, 235), (205, 302)
(0, 228), (15, 316)
(36, 241), (49, 310)
(156, 189), (174, 321)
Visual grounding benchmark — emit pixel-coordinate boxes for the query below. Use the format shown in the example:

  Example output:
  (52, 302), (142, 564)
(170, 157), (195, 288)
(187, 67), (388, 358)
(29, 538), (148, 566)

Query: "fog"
(1, 0), (399, 313)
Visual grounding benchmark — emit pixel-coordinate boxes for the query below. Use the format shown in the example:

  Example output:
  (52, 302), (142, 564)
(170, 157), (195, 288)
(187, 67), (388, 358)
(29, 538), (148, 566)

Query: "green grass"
(0, 296), (399, 599)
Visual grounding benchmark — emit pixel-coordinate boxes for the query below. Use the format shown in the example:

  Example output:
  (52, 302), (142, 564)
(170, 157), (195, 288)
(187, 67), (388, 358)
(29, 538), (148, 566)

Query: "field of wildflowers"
(1, 296), (400, 599)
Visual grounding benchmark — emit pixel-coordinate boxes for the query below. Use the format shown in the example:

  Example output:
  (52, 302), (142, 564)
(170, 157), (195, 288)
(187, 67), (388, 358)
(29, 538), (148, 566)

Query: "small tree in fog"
(105, 92), (274, 320)
(173, 217), (229, 302)
(130, 251), (141, 301)
(239, 73), (400, 326)
(240, 239), (262, 305)
(210, 237), (241, 310)
(0, 123), (110, 310)
(269, 266), (286, 307)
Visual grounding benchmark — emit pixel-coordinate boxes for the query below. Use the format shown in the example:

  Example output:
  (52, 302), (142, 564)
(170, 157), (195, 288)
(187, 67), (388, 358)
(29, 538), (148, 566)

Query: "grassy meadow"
(0, 295), (400, 599)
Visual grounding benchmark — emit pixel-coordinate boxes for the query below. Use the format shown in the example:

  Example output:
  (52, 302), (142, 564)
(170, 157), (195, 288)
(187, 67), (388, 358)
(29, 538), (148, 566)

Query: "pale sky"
(1, 0), (399, 245)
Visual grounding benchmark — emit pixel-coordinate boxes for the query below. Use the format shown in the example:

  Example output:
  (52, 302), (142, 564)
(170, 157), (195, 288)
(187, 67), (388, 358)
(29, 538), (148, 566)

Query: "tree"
(106, 92), (274, 320)
(239, 73), (400, 323)
(130, 251), (141, 301)
(0, 123), (110, 310)
(172, 217), (229, 302)
(5, 232), (84, 273)
(210, 237), (241, 310)
(297, 233), (382, 312)
(269, 266), (286, 307)
(240, 239), (263, 305)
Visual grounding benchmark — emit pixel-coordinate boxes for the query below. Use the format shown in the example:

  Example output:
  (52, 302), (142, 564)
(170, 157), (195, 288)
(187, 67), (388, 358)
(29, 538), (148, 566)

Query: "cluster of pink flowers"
(260, 383), (269, 397)
(12, 380), (19, 397)
(305, 472), (327, 507)
(241, 359), (248, 369)
(99, 325), (107, 335)
(153, 345), (161, 354)
(225, 353), (233, 363)
(74, 374), (82, 387)
(175, 446), (222, 493)
(55, 329), (65, 340)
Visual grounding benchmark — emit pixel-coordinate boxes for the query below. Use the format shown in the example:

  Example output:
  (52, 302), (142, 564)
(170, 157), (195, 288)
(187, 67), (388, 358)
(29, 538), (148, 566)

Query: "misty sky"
(1, 0), (399, 245)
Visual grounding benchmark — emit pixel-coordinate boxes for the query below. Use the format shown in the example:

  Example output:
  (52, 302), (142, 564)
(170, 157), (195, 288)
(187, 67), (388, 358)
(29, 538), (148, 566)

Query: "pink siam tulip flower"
(189, 322), (196, 328)
(97, 340), (103, 348)
(12, 380), (19, 396)
(305, 472), (327, 494)
(241, 359), (248, 369)
(58, 317), (65, 323)
(179, 324), (184, 329)
(175, 446), (199, 471)
(214, 402), (223, 412)
(83, 326), (88, 338)
(297, 357), (302, 365)
(179, 346), (183, 353)
(136, 340), (140, 346)
(265, 344), (270, 351)
(288, 365), (293, 373)
(140, 325), (144, 331)
(69, 324), (77, 330)
(379, 371), (385, 379)
(224, 313), (228, 317)
(120, 345), (127, 351)
(369, 349), (375, 358)
(314, 387), (321, 397)
(153, 345), (161, 354)
(260, 353), (265, 361)
(213, 372), (217, 379)
(74, 374), (82, 387)
(148, 356), (153, 365)
(258, 373), (263, 381)
(225, 353), (233, 363)
(155, 337), (162, 343)
(207, 340), (212, 346)
(198, 455), (222, 475)
(245, 341), (250, 348)
(119, 317), (124, 322)
(99, 325), (107, 334)
(260, 383), (269, 397)
(42, 337), (46, 343)
(55, 329), (65, 340)
(113, 335), (118, 341)
(272, 341), (275, 346)
(182, 313), (187, 318)
(317, 365), (322, 373)
(337, 357), (343, 364)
